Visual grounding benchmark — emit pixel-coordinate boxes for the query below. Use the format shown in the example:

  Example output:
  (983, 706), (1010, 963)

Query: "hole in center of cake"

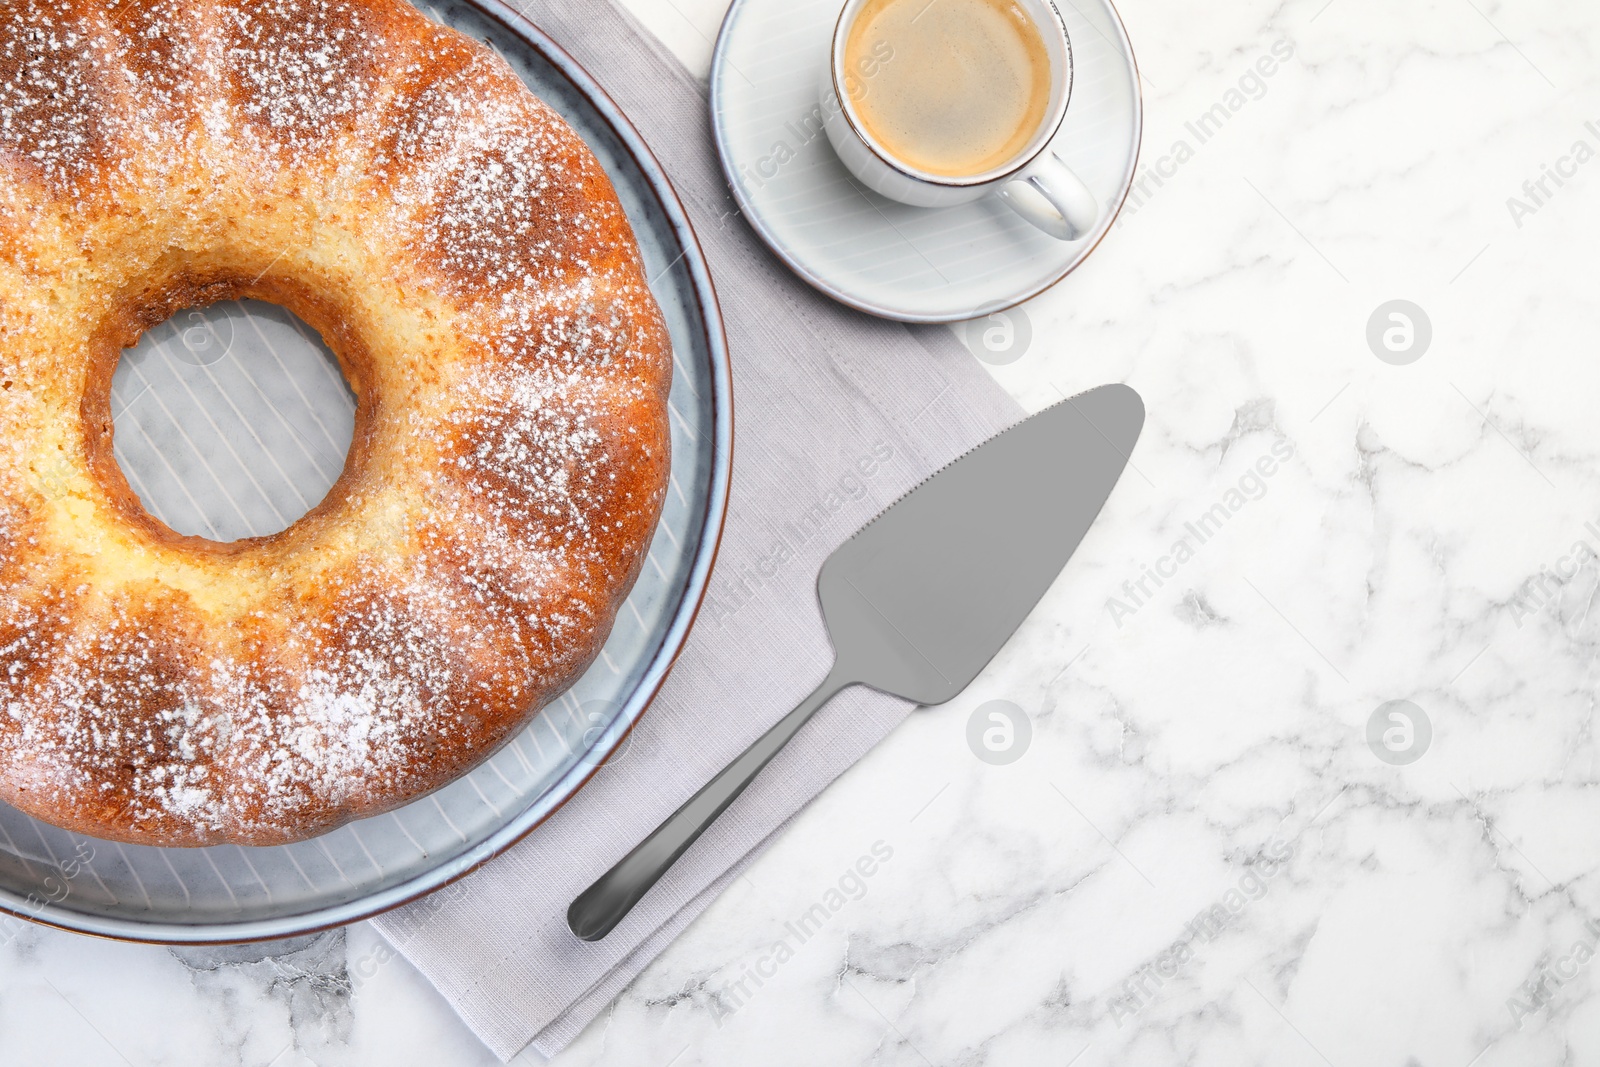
(111, 299), (358, 541)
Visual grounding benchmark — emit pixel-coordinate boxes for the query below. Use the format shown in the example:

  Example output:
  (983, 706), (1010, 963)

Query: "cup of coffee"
(820, 0), (1098, 241)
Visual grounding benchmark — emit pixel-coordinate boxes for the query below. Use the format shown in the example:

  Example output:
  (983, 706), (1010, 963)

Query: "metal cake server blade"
(568, 383), (1145, 941)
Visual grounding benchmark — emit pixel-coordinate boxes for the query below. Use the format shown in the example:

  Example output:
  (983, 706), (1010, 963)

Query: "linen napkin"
(372, 0), (1024, 1058)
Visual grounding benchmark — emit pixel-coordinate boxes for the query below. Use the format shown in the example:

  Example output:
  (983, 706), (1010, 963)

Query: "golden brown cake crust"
(0, 0), (674, 846)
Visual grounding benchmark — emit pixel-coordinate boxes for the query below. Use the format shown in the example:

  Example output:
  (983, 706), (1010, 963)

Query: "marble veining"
(3, 0), (1599, 1064)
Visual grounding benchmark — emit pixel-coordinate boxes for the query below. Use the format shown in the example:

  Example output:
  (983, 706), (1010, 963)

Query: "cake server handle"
(567, 666), (854, 942)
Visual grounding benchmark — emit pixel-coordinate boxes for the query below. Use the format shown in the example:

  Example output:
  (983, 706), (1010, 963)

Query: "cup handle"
(996, 152), (1099, 241)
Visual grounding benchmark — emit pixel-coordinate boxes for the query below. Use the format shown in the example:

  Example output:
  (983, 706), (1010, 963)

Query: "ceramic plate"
(0, 0), (731, 944)
(710, 0), (1142, 323)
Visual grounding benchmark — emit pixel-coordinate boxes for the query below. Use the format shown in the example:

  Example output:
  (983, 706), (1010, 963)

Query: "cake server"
(568, 383), (1145, 941)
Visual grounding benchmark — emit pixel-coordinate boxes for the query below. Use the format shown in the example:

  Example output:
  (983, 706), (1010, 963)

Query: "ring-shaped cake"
(0, 0), (674, 846)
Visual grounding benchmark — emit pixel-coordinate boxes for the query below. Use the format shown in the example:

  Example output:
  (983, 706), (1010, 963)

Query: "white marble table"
(5, 0), (1598, 1063)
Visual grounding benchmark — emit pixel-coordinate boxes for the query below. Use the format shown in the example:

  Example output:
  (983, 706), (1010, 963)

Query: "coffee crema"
(842, 0), (1053, 178)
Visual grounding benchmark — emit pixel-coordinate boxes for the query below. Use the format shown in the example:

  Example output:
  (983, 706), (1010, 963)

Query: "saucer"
(709, 0), (1143, 324)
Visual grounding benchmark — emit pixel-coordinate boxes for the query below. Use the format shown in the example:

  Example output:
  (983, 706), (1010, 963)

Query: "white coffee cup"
(819, 0), (1099, 241)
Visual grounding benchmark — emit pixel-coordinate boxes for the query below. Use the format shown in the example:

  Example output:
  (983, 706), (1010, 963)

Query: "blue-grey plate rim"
(0, 0), (733, 945)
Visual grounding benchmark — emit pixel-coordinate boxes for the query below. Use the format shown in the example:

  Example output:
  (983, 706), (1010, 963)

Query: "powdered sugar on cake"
(0, 0), (673, 845)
